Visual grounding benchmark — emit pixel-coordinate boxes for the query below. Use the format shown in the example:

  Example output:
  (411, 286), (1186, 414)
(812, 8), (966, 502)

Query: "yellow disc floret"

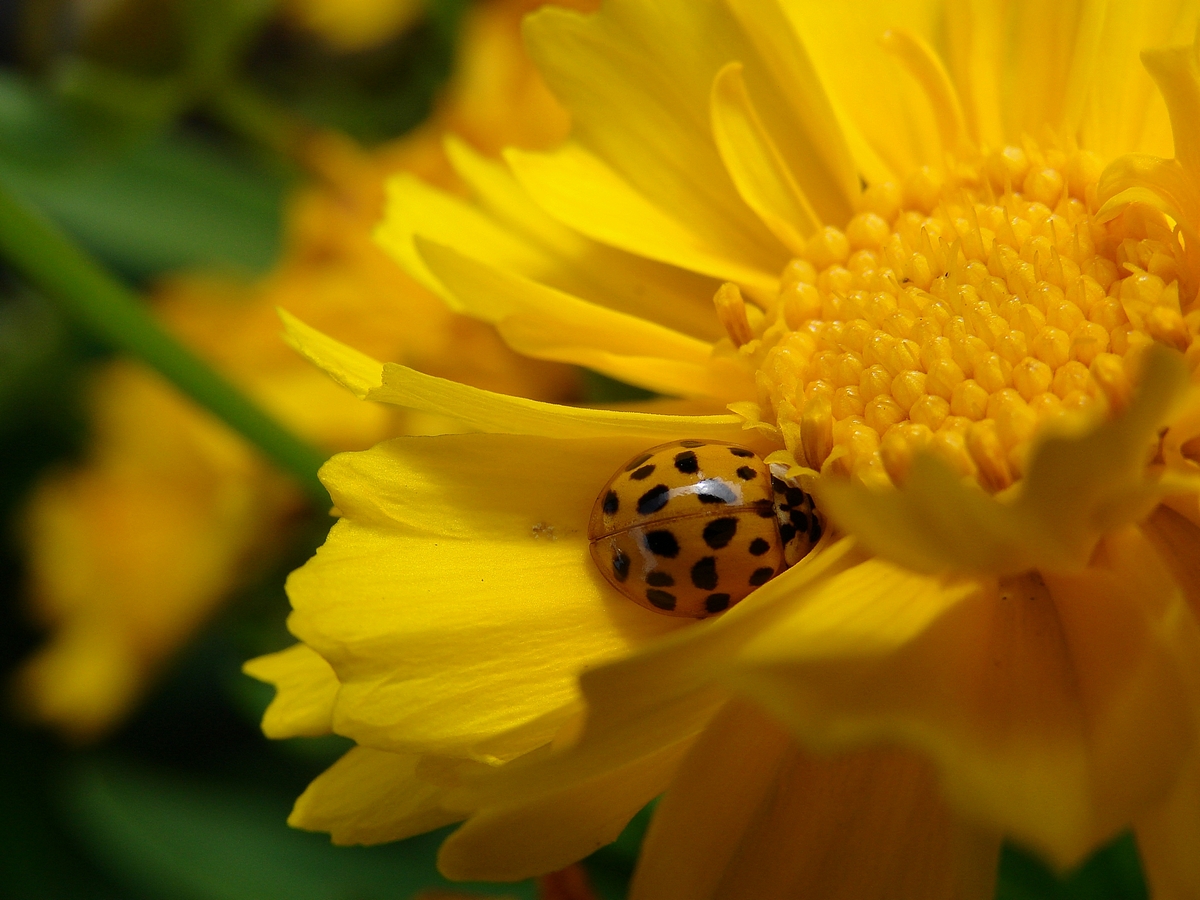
(742, 141), (1193, 491)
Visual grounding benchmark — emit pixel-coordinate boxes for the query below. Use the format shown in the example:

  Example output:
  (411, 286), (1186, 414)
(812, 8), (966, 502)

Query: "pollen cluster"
(746, 143), (1195, 491)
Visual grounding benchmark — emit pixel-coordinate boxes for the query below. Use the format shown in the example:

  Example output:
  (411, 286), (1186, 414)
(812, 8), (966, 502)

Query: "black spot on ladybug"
(691, 556), (718, 590)
(785, 487), (806, 508)
(702, 517), (738, 549)
(771, 476), (788, 494)
(730, 447), (755, 458)
(705, 593), (731, 613)
(602, 490), (619, 516)
(679, 440), (705, 448)
(696, 479), (737, 504)
(809, 516), (823, 542)
(612, 549), (630, 582)
(637, 484), (671, 515)
(749, 566), (774, 586)
(624, 453), (652, 475)
(674, 451), (699, 474)
(646, 589), (677, 610)
(779, 523), (797, 543)
(754, 499), (776, 517)
(624, 452), (653, 471)
(645, 530), (680, 558)
(631, 464), (656, 481)
(646, 570), (675, 587)
(749, 537), (770, 556)
(735, 466), (757, 481)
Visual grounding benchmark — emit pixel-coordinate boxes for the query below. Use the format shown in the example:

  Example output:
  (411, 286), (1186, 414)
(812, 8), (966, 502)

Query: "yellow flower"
(17, 0), (580, 741)
(256, 0), (1200, 897)
(282, 0), (425, 51)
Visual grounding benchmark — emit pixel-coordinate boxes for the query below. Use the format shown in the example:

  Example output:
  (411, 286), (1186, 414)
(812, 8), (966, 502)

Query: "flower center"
(745, 142), (1194, 491)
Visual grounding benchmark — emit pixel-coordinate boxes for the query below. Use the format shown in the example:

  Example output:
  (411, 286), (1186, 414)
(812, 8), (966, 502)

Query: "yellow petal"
(507, 143), (781, 296)
(1097, 153), (1198, 223)
(988, 1), (1103, 141)
(281, 310), (752, 441)
(633, 701), (999, 900)
(1051, 1), (1108, 140)
(279, 310), (383, 398)
(1143, 503), (1200, 617)
(443, 137), (723, 342)
(425, 543), (857, 875)
(629, 699), (791, 900)
(520, 1), (789, 287)
(376, 173), (546, 303)
(710, 62), (819, 255)
(734, 557), (981, 667)
(1097, 152), (1200, 297)
(879, 27), (969, 154)
(971, 347), (1187, 555)
(437, 734), (690, 881)
(438, 545), (866, 872)
(728, 527), (1200, 867)
(1039, 527), (1200, 855)
(379, 136), (723, 344)
(818, 453), (1039, 576)
(816, 346), (1190, 576)
(287, 433), (689, 759)
(571, 537), (864, 743)
(778, 0), (942, 179)
(1078, 0), (1200, 159)
(414, 238), (755, 400)
(722, 0), (860, 218)
(243, 644), (339, 739)
(1143, 37), (1200, 171)
(289, 746), (477, 845)
(1135, 754), (1200, 900)
(943, 0), (1004, 148)
(460, 686), (726, 815)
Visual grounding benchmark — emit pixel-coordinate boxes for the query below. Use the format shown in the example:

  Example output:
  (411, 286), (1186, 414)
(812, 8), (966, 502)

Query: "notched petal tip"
(277, 309), (384, 399)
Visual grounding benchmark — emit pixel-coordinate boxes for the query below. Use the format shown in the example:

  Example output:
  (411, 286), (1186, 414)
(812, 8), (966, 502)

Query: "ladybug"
(588, 440), (822, 618)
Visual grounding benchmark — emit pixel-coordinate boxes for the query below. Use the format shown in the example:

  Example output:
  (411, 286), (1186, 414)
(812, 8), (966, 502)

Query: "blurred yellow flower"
(256, 0), (1200, 897)
(17, 0), (582, 742)
(283, 0), (425, 51)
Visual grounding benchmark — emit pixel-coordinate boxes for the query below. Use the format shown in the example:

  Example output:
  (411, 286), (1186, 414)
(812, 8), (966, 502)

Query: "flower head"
(258, 1), (1200, 897)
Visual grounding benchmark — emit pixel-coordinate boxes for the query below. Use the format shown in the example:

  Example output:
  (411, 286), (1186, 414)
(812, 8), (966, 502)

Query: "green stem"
(0, 181), (329, 506)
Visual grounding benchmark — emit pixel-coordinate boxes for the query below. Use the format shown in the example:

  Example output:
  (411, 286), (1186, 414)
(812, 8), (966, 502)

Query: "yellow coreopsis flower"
(17, 0), (582, 741)
(254, 1), (1200, 897)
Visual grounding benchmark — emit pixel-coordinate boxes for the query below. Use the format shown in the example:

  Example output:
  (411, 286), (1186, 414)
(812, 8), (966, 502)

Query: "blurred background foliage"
(0, 1), (1158, 897)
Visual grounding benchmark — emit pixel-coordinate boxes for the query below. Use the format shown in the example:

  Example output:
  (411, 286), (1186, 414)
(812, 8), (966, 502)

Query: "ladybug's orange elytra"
(588, 440), (822, 618)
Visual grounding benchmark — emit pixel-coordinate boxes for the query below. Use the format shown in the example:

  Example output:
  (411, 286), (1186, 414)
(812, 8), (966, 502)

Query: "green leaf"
(0, 71), (285, 278)
(996, 834), (1148, 900)
(583, 801), (654, 900)
(0, 725), (131, 900)
(53, 59), (188, 138)
(63, 761), (536, 900)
